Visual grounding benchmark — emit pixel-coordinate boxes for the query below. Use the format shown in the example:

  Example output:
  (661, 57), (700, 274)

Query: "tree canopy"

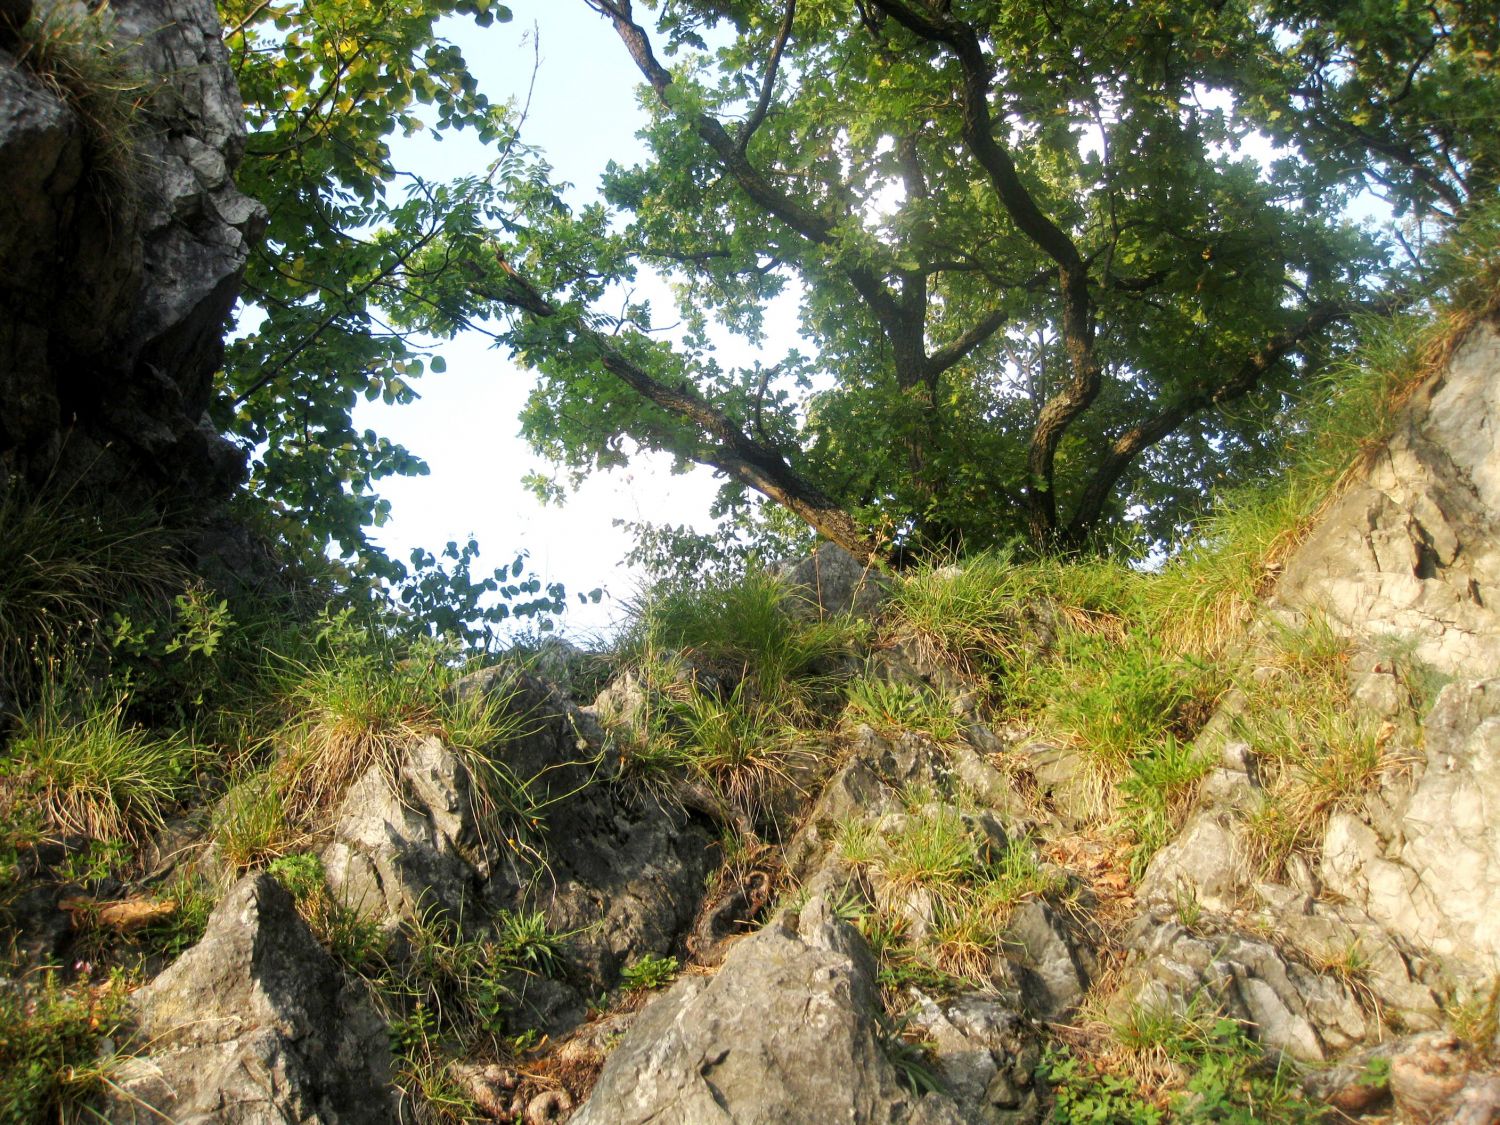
(217, 0), (1498, 572)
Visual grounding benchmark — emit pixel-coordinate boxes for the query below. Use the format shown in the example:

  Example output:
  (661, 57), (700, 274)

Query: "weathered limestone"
(100, 874), (394, 1124)
(572, 896), (962, 1124)
(0, 0), (264, 500)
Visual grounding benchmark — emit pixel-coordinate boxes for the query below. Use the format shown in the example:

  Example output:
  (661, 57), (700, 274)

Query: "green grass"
(844, 676), (963, 743)
(0, 483), (183, 711)
(1118, 735), (1215, 878)
(628, 568), (866, 709)
(2, 688), (196, 847)
(214, 769), (297, 871)
(264, 625), (537, 843)
(1045, 1007), (1327, 1123)
(1228, 621), (1400, 875)
(838, 798), (1056, 988)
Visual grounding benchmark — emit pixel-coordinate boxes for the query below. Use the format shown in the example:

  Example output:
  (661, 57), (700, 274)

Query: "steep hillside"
(4, 1), (1500, 1120)
(3, 304), (1497, 1123)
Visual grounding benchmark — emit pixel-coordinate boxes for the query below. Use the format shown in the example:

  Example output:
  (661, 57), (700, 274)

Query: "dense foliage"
(216, 0), (1497, 568)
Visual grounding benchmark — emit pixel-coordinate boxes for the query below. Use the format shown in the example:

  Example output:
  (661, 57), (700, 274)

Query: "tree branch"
(868, 0), (1102, 542)
(1061, 301), (1382, 542)
(478, 250), (883, 561)
(738, 0), (797, 152)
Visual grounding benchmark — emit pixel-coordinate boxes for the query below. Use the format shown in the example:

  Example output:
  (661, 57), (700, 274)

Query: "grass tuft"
(2, 686), (195, 847)
(13, 0), (152, 198)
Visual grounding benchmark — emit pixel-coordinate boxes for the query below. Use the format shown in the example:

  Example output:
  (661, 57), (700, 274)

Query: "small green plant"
(494, 909), (565, 979)
(108, 585), (236, 720)
(56, 838), (132, 885)
(268, 852), (327, 901)
(621, 952), (678, 991)
(882, 1021), (945, 1097)
(0, 969), (130, 1122)
(1045, 1011), (1326, 1122)
(135, 871), (218, 960)
(1043, 1046), (1165, 1125)
(844, 677), (962, 743)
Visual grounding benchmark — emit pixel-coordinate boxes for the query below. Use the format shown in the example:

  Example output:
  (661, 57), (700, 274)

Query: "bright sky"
(352, 4), (730, 641)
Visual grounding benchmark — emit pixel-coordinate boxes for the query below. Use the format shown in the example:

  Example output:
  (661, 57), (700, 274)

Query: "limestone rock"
(907, 992), (1043, 1125)
(1117, 915), (1373, 1063)
(0, 0), (264, 504)
(1273, 322), (1500, 679)
(323, 735), (479, 923)
(1319, 679), (1500, 979)
(778, 542), (891, 622)
(1003, 899), (1095, 1020)
(467, 666), (719, 988)
(100, 874), (393, 1123)
(572, 895), (960, 1124)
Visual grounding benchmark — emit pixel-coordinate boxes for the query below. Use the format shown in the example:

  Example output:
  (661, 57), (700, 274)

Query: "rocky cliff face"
(0, 0), (263, 504)
(69, 311), (1500, 1125)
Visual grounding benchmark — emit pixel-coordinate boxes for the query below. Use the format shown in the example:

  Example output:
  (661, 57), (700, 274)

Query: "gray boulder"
(572, 895), (961, 1124)
(322, 735), (480, 924)
(778, 542), (891, 622)
(907, 992), (1044, 1125)
(100, 874), (393, 1124)
(1272, 320), (1500, 679)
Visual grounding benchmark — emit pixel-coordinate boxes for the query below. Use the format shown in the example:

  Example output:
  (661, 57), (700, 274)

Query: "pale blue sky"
(354, 4), (732, 639)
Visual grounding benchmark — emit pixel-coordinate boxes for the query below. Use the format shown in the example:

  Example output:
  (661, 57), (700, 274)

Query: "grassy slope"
(2, 205), (1497, 1120)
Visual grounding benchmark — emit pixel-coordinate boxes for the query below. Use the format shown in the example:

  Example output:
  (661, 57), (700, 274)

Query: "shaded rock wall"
(0, 0), (263, 505)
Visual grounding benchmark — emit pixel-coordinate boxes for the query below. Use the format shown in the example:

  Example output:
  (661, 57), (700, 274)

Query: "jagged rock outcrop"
(1273, 323), (1500, 676)
(1124, 317), (1500, 1116)
(0, 0), (264, 502)
(573, 895), (964, 1125)
(100, 874), (394, 1124)
(324, 665), (718, 995)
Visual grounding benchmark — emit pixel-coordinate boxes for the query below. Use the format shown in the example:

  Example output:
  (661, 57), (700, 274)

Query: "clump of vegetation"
(609, 570), (866, 833)
(844, 677), (963, 745)
(620, 952), (678, 991)
(1, 687), (196, 847)
(837, 793), (1058, 990)
(0, 482), (183, 710)
(0, 969), (131, 1122)
(1228, 620), (1408, 876)
(12, 0), (152, 197)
